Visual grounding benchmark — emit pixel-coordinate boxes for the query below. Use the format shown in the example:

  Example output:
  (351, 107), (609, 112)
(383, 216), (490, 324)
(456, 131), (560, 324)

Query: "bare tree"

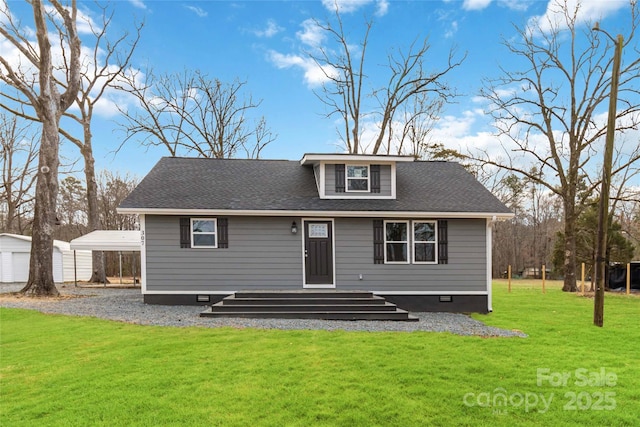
(116, 70), (275, 159)
(56, 5), (142, 283)
(617, 197), (640, 259)
(0, 114), (38, 234)
(470, 0), (640, 292)
(3, 4), (142, 283)
(92, 171), (139, 280)
(0, 0), (82, 296)
(97, 170), (138, 231)
(394, 92), (443, 158)
(309, 10), (464, 154)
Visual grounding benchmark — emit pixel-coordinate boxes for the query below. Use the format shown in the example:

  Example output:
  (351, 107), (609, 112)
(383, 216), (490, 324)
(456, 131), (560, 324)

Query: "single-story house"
(117, 154), (513, 313)
(0, 233), (92, 283)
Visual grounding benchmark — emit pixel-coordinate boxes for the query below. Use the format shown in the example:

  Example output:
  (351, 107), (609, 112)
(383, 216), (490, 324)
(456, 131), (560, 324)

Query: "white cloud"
(375, 0), (389, 17)
(462, 0), (493, 11)
(184, 5), (208, 18)
(128, 0), (146, 10)
(445, 20), (459, 38)
(432, 110), (482, 140)
(297, 19), (325, 48)
(267, 50), (336, 88)
(91, 96), (121, 118)
(528, 0), (627, 34)
(497, 0), (534, 12)
(253, 19), (283, 38)
(458, 0), (533, 12)
(321, 0), (387, 14)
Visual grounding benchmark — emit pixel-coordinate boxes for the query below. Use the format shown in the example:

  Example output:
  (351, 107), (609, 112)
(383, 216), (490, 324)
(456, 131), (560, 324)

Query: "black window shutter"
(335, 164), (345, 193)
(438, 220), (448, 264)
(373, 219), (384, 264)
(370, 165), (380, 193)
(180, 217), (191, 248)
(217, 218), (229, 248)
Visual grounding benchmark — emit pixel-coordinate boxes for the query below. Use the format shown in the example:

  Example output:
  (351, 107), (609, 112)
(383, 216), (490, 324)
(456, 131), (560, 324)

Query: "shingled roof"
(119, 157), (512, 216)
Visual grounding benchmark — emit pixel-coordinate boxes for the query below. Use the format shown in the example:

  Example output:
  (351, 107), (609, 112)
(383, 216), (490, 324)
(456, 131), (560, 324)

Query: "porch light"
(291, 221), (298, 234)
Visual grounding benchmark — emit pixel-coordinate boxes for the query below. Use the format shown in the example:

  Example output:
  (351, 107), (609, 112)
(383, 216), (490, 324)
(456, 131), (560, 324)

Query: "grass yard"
(1, 281), (638, 426)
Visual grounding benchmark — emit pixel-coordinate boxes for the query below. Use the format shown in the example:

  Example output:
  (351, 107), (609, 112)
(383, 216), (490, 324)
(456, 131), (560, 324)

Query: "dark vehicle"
(608, 262), (640, 290)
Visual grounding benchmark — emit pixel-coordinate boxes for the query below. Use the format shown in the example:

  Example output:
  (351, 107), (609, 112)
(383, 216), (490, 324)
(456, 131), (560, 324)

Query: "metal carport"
(70, 231), (141, 285)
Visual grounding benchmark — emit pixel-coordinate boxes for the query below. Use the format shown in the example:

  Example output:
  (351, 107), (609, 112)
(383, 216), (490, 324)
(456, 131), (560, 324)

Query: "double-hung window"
(384, 221), (409, 263)
(413, 221), (437, 263)
(191, 218), (217, 248)
(377, 220), (440, 264)
(346, 165), (369, 192)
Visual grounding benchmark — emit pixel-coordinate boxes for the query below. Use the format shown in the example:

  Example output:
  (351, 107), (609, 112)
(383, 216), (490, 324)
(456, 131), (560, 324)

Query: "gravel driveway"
(0, 284), (526, 337)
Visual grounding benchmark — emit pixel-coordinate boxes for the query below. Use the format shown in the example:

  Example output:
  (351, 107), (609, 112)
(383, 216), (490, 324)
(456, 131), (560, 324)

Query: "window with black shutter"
(373, 219), (384, 264)
(179, 217), (229, 249)
(179, 217), (191, 248)
(372, 219), (448, 264)
(370, 165), (380, 193)
(217, 218), (229, 248)
(438, 220), (448, 264)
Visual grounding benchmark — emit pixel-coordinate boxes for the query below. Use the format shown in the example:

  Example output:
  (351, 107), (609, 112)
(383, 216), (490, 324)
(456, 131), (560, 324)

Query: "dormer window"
(347, 165), (369, 192)
(300, 153), (414, 200)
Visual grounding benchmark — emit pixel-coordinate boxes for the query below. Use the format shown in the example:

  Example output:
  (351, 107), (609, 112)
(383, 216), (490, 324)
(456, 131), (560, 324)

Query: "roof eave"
(117, 207), (514, 220)
(300, 153), (415, 166)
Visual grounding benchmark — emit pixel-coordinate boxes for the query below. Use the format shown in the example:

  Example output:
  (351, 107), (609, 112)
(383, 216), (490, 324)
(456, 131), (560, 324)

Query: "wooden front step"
(200, 310), (418, 321)
(199, 290), (417, 321)
(209, 302), (399, 312)
(234, 290), (375, 299)
(221, 295), (388, 306)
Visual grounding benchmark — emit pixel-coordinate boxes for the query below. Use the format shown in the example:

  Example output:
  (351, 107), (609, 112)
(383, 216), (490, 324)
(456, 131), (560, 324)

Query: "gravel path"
(0, 284), (526, 337)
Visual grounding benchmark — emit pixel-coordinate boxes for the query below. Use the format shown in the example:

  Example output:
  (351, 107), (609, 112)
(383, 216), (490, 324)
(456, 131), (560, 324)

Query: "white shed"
(0, 233), (92, 283)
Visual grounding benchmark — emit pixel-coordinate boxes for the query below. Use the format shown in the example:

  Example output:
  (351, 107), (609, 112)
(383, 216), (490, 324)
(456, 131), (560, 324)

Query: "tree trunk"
(21, 117), (60, 297)
(82, 126), (108, 284)
(3, 0), (81, 296)
(562, 198), (578, 292)
(5, 198), (17, 233)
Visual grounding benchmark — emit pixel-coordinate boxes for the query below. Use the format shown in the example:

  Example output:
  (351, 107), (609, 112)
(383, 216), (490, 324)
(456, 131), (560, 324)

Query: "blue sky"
(2, 0), (637, 180)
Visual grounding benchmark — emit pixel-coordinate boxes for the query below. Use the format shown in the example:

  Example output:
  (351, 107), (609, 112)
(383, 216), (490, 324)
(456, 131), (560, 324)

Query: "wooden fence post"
(542, 265), (546, 294)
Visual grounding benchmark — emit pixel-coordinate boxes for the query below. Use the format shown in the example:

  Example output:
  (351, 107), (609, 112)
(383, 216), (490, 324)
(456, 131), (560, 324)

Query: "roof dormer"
(300, 153), (415, 200)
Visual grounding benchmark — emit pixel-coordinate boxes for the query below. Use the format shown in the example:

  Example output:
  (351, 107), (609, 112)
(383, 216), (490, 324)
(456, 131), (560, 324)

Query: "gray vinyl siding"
(324, 164), (392, 197)
(334, 218), (487, 292)
(145, 215), (302, 292)
(144, 215), (487, 293)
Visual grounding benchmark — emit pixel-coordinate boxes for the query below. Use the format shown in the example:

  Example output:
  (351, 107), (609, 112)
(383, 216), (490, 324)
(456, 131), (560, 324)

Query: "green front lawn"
(1, 282), (638, 426)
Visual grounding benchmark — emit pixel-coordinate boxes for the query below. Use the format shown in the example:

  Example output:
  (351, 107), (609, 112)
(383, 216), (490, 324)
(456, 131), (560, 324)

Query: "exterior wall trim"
(374, 291), (488, 295)
(300, 154), (414, 165)
(390, 163), (397, 199)
(140, 290), (489, 295)
(486, 217), (493, 312)
(140, 214), (147, 293)
(118, 207), (514, 220)
(320, 195), (396, 200)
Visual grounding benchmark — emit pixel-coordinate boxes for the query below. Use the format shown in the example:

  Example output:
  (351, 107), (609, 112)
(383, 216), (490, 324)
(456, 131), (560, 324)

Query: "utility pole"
(592, 23), (624, 327)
